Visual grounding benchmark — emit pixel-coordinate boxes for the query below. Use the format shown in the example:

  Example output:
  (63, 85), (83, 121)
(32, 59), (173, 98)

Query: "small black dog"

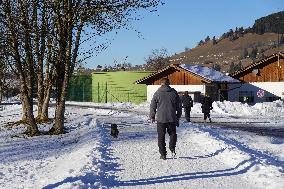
(110, 124), (119, 138)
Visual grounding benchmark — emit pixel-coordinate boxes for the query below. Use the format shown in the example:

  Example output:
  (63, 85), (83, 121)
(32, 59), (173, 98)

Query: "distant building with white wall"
(135, 64), (240, 102)
(229, 52), (284, 103)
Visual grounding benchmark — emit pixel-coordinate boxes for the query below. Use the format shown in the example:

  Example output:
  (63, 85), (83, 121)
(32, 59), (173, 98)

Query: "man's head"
(160, 78), (170, 86)
(184, 91), (189, 96)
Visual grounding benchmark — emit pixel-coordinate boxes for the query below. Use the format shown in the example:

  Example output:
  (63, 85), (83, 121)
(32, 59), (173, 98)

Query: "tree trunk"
(53, 94), (65, 134)
(0, 84), (2, 102)
(21, 86), (39, 136)
(21, 93), (28, 121)
(37, 29), (53, 122)
(36, 72), (44, 120)
(39, 84), (52, 121)
(50, 69), (68, 134)
(36, 69), (45, 121)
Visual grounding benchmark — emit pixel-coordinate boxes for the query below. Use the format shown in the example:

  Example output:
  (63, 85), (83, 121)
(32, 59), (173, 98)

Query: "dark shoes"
(204, 119), (212, 123)
(160, 149), (176, 160)
(160, 155), (166, 160)
(170, 149), (176, 157)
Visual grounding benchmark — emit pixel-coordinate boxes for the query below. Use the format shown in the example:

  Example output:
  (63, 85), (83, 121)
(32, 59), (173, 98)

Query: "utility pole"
(276, 16), (281, 81)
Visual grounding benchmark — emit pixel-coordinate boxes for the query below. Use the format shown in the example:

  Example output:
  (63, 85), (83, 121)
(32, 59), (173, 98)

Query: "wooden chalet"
(135, 64), (240, 102)
(230, 52), (284, 82)
(228, 52), (284, 103)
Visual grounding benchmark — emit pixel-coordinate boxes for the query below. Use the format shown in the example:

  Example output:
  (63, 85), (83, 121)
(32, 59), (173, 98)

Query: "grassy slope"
(92, 71), (152, 104)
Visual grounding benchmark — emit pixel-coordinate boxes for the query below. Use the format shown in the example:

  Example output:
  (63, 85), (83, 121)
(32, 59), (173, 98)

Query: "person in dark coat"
(201, 94), (213, 123)
(150, 78), (182, 160)
(181, 91), (193, 122)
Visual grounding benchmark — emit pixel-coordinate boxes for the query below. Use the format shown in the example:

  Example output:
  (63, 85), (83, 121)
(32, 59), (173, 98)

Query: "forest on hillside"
(252, 11), (284, 34)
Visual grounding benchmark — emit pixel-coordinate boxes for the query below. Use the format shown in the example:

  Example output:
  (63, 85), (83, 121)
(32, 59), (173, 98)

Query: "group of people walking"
(150, 78), (213, 160)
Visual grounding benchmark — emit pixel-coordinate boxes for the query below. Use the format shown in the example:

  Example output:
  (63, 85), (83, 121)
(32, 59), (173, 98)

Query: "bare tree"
(1, 1), (40, 136)
(0, 59), (5, 102)
(1, 0), (163, 135)
(145, 48), (170, 71)
(47, 1), (163, 134)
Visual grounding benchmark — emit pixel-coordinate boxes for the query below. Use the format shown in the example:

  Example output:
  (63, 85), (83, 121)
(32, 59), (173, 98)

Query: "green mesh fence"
(67, 71), (152, 104)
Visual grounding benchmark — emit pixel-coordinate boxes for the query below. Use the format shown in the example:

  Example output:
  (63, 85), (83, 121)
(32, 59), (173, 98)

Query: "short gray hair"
(160, 78), (170, 85)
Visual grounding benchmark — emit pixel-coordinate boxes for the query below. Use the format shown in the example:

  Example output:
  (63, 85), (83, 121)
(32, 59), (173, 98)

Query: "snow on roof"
(179, 64), (240, 83)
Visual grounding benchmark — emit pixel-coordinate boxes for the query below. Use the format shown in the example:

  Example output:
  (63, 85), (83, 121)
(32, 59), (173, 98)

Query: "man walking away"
(150, 78), (182, 160)
(201, 94), (213, 123)
(181, 91), (193, 122)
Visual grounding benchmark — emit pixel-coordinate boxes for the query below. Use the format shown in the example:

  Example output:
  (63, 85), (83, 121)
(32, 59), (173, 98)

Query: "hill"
(168, 11), (284, 73)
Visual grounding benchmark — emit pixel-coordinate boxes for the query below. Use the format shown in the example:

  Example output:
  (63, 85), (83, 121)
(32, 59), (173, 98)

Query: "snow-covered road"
(0, 101), (284, 189)
(96, 111), (283, 189)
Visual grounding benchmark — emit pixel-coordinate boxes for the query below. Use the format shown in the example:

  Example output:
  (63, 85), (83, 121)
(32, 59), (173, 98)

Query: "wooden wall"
(152, 68), (204, 85)
(239, 57), (284, 82)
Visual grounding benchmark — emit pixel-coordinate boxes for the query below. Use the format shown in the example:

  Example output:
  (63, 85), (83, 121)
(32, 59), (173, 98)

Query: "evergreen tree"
(212, 36), (217, 45)
(198, 40), (204, 46)
(228, 29), (234, 36)
(239, 27), (244, 37)
(205, 36), (210, 42)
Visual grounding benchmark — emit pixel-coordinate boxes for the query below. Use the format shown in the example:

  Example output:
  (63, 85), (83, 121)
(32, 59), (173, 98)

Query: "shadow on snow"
(113, 158), (257, 187)
(195, 125), (284, 172)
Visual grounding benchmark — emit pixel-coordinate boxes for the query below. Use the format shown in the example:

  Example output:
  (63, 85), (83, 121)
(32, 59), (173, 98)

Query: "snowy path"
(1, 103), (284, 188)
(96, 111), (283, 189)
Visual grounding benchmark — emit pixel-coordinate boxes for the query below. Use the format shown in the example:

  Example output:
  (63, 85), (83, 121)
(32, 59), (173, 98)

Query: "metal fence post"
(82, 83), (85, 102)
(98, 82), (100, 102)
(105, 81), (107, 103)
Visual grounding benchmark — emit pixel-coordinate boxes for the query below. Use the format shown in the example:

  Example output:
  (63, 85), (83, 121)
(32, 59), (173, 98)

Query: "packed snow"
(0, 100), (284, 188)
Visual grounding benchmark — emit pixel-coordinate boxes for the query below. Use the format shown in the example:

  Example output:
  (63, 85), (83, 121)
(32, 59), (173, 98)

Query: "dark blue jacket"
(150, 85), (182, 123)
(181, 95), (193, 109)
(201, 96), (213, 113)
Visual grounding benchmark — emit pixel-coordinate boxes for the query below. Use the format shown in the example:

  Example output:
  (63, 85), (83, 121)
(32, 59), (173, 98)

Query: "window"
(239, 91), (254, 103)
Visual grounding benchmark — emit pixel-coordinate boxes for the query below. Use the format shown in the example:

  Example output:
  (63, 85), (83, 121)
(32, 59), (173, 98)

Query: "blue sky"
(83, 0), (283, 68)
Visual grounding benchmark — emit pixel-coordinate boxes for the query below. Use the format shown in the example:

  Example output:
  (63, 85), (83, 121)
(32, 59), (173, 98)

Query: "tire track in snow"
(194, 124), (284, 172)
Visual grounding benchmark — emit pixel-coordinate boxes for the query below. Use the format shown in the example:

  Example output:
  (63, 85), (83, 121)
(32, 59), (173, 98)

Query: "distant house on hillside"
(135, 64), (240, 102)
(229, 52), (284, 103)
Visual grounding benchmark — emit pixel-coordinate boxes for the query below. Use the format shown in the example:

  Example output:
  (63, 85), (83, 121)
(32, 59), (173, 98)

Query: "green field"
(67, 71), (152, 104)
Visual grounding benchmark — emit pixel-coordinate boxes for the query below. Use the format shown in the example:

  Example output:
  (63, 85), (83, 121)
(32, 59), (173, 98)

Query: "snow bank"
(209, 100), (284, 117)
(130, 100), (284, 118)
